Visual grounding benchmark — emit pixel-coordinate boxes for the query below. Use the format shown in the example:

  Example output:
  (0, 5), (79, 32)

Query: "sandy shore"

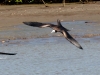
(0, 3), (100, 26)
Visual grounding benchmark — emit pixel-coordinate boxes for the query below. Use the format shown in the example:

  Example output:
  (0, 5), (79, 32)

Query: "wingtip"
(57, 19), (60, 23)
(23, 22), (29, 25)
(0, 52), (17, 55)
(57, 19), (62, 26)
(23, 22), (26, 24)
(8, 53), (17, 55)
(79, 47), (83, 50)
(57, 19), (60, 21)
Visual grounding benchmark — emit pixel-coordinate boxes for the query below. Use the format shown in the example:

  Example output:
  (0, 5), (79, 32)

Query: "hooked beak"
(51, 30), (56, 33)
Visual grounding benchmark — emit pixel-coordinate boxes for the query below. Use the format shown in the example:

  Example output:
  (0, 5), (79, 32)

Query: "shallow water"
(0, 21), (100, 75)
(0, 20), (100, 39)
(0, 36), (100, 75)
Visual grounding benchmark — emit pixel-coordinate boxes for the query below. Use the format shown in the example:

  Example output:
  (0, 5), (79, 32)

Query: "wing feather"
(23, 22), (51, 28)
(57, 19), (70, 31)
(62, 30), (83, 49)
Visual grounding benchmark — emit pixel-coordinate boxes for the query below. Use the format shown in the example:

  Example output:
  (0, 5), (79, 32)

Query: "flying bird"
(23, 19), (83, 49)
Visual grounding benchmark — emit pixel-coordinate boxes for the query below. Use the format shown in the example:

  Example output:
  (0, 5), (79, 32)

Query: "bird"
(23, 19), (83, 49)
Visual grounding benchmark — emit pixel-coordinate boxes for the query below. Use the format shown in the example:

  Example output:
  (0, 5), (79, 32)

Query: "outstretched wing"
(57, 19), (62, 26)
(57, 19), (70, 31)
(23, 22), (53, 28)
(62, 30), (83, 49)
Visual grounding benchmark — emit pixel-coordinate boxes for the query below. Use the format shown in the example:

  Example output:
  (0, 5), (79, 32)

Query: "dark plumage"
(23, 19), (83, 49)
(0, 52), (17, 55)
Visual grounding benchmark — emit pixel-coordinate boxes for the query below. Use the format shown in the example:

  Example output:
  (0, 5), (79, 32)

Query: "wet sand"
(0, 3), (100, 75)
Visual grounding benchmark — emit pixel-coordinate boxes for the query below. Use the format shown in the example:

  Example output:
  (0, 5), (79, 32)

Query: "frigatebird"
(23, 19), (83, 49)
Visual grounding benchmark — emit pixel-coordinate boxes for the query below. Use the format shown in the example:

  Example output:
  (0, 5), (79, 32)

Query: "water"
(0, 21), (100, 75)
(0, 20), (99, 39)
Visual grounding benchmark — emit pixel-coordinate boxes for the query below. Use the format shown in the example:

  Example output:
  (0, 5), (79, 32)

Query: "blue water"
(0, 36), (100, 75)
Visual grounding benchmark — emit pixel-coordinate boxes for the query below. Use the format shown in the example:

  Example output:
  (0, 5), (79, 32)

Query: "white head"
(51, 30), (56, 33)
